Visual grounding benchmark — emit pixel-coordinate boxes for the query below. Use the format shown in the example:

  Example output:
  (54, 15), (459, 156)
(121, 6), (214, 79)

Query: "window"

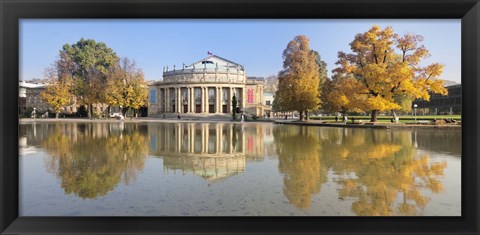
(195, 88), (201, 102)
(266, 101), (271, 105)
(150, 89), (157, 104)
(209, 89), (215, 101)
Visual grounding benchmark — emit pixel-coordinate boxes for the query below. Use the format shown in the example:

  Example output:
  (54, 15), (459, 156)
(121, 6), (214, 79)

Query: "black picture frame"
(1, 0), (479, 234)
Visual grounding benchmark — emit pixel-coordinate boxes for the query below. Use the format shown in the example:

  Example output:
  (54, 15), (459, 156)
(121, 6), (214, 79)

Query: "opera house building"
(148, 55), (265, 118)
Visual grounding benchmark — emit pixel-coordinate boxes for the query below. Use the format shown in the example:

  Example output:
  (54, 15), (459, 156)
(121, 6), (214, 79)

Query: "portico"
(156, 85), (245, 114)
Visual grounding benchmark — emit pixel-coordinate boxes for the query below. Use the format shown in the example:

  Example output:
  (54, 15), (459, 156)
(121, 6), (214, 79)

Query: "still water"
(19, 121), (461, 216)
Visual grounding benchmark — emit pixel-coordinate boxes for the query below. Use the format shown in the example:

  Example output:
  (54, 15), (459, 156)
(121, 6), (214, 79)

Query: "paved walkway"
(19, 117), (245, 124)
(19, 118), (461, 129)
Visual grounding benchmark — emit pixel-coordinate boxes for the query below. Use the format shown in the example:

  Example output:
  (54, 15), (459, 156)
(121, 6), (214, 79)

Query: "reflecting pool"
(19, 122), (461, 216)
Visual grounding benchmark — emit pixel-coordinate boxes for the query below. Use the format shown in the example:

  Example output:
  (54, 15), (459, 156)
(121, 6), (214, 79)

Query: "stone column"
(186, 87), (190, 113)
(218, 87), (223, 113)
(167, 88), (170, 113)
(216, 87), (219, 113)
(205, 87), (208, 113)
(185, 87), (190, 113)
(166, 88), (169, 113)
(188, 87), (191, 113)
(163, 88), (166, 113)
(201, 87), (206, 113)
(221, 87), (225, 113)
(190, 87), (194, 113)
(177, 87), (181, 113)
(192, 87), (196, 113)
(173, 88), (177, 113)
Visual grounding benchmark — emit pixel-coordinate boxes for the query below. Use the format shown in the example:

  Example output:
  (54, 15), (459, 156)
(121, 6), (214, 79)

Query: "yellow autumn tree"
(105, 57), (148, 117)
(323, 74), (367, 119)
(274, 35), (321, 121)
(40, 73), (74, 118)
(334, 25), (447, 122)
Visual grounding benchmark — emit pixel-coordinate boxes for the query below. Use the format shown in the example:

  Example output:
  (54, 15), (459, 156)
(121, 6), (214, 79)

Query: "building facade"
(148, 55), (265, 117)
(263, 92), (274, 118)
(19, 81), (50, 115)
(414, 84), (462, 115)
(19, 80), (108, 117)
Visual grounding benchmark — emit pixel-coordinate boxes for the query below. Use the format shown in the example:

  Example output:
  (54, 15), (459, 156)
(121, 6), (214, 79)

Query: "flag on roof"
(207, 51), (213, 55)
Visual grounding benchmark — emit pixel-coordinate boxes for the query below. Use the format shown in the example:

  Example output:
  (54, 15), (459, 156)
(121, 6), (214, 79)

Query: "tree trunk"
(370, 110), (379, 122)
(305, 111), (310, 120)
(88, 103), (93, 119)
(56, 112), (59, 119)
(299, 111), (303, 122)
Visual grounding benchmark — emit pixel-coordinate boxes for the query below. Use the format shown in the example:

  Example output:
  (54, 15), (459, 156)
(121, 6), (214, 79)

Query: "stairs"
(152, 113), (232, 121)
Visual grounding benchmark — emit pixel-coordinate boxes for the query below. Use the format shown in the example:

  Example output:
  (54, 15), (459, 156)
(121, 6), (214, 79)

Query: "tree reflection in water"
(273, 126), (447, 215)
(41, 123), (149, 199)
(274, 126), (328, 208)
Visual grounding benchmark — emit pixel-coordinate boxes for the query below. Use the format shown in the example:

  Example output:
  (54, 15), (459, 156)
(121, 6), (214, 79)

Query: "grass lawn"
(310, 115), (461, 122)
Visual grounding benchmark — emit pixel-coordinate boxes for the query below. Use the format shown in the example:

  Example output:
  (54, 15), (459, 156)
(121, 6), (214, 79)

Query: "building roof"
(247, 76), (264, 81)
(19, 81), (48, 88)
(185, 55), (244, 70)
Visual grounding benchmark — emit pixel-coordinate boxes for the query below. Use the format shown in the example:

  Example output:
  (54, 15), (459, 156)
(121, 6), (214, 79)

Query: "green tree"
(334, 25), (447, 122)
(57, 38), (120, 119)
(275, 35), (321, 121)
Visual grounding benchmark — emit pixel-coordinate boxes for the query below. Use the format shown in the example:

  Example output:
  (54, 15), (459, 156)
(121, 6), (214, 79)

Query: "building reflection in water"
(148, 122), (269, 183)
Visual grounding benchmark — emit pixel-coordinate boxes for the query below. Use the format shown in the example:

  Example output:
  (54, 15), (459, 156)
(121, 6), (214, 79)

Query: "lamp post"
(413, 104), (418, 122)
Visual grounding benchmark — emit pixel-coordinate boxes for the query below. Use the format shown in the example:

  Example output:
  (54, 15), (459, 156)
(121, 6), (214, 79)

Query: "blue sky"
(20, 19), (461, 83)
